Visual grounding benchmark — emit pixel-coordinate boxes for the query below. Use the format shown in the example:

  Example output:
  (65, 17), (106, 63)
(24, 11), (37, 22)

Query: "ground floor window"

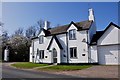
(70, 47), (77, 58)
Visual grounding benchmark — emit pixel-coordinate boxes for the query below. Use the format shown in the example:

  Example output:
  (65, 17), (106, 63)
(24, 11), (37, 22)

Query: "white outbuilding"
(97, 23), (120, 65)
(4, 47), (9, 61)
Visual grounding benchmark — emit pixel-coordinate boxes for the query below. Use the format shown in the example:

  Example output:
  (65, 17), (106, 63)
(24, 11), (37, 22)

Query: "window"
(53, 48), (57, 57)
(82, 54), (85, 56)
(39, 35), (44, 44)
(39, 50), (44, 59)
(69, 29), (76, 40)
(32, 56), (34, 58)
(70, 47), (77, 58)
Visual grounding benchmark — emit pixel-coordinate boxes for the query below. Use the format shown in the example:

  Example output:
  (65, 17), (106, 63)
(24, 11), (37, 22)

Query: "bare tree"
(37, 19), (45, 30)
(25, 26), (37, 39)
(14, 27), (23, 36)
(2, 31), (9, 45)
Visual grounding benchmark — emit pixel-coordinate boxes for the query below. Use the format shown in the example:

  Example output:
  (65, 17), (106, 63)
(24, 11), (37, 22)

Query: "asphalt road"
(2, 63), (78, 79)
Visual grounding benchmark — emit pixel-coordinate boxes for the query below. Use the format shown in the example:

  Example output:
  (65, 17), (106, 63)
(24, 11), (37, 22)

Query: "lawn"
(38, 65), (92, 71)
(11, 62), (92, 71)
(11, 62), (48, 69)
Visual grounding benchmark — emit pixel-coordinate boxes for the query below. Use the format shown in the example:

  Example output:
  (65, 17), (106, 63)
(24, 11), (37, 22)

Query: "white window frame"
(69, 29), (76, 40)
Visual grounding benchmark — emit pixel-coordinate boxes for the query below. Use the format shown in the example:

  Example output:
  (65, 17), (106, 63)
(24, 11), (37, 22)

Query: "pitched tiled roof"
(32, 20), (93, 39)
(47, 20), (93, 36)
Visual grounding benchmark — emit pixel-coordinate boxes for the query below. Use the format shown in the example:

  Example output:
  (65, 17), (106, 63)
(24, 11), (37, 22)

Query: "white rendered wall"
(56, 34), (67, 63)
(29, 47), (32, 62)
(31, 29), (52, 63)
(97, 25), (120, 65)
(49, 38), (61, 63)
(98, 25), (120, 45)
(67, 24), (89, 63)
(89, 45), (98, 63)
(34, 36), (52, 63)
(4, 49), (9, 61)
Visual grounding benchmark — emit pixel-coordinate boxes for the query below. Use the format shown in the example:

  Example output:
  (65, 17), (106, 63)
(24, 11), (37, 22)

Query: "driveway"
(53, 65), (119, 78)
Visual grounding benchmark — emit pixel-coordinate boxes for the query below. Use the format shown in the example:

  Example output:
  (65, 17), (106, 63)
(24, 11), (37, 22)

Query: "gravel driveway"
(54, 65), (118, 78)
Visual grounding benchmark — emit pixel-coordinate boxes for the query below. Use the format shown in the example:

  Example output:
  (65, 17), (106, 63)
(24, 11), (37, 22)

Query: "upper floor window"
(39, 35), (44, 44)
(69, 29), (76, 40)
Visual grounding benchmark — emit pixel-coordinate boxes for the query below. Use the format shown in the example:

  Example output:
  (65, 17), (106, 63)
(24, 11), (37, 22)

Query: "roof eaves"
(110, 22), (120, 29)
(98, 22), (119, 40)
(31, 37), (38, 40)
(47, 35), (63, 50)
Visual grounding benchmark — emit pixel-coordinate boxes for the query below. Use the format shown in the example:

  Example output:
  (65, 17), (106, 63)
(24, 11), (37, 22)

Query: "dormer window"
(69, 29), (76, 40)
(39, 35), (44, 44)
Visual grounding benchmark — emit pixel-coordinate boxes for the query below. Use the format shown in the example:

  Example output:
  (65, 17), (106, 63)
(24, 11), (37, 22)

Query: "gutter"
(86, 30), (90, 63)
(66, 33), (69, 63)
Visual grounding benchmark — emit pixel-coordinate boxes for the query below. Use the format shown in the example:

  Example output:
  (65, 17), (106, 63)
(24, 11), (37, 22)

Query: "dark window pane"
(70, 48), (73, 58)
(73, 30), (76, 39)
(74, 48), (77, 57)
(70, 47), (77, 58)
(39, 37), (41, 44)
(69, 30), (72, 39)
(53, 48), (57, 57)
(39, 51), (41, 59)
(70, 34), (72, 39)
(41, 36), (43, 43)
(39, 36), (44, 44)
(39, 50), (44, 59)
(42, 50), (44, 59)
(37, 49), (39, 54)
(73, 33), (76, 39)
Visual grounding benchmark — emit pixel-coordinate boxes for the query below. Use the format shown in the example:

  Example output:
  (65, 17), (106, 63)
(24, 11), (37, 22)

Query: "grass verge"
(11, 62), (92, 71)
(38, 65), (92, 71)
(11, 62), (48, 69)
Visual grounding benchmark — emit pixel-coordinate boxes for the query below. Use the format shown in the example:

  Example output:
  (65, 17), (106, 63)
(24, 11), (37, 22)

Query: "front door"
(53, 48), (57, 63)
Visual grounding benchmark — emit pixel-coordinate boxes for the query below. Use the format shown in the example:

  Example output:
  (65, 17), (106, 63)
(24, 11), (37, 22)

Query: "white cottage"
(29, 9), (120, 65)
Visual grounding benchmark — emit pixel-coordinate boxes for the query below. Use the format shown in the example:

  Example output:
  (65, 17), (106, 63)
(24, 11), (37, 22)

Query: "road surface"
(1, 63), (116, 80)
(2, 63), (79, 78)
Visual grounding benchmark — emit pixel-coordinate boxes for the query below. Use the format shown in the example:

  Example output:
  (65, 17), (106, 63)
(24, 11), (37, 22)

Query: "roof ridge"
(49, 20), (91, 30)
(109, 22), (120, 29)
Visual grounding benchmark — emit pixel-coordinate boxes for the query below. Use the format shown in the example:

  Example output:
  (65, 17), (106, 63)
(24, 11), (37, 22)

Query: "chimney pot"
(44, 21), (50, 30)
